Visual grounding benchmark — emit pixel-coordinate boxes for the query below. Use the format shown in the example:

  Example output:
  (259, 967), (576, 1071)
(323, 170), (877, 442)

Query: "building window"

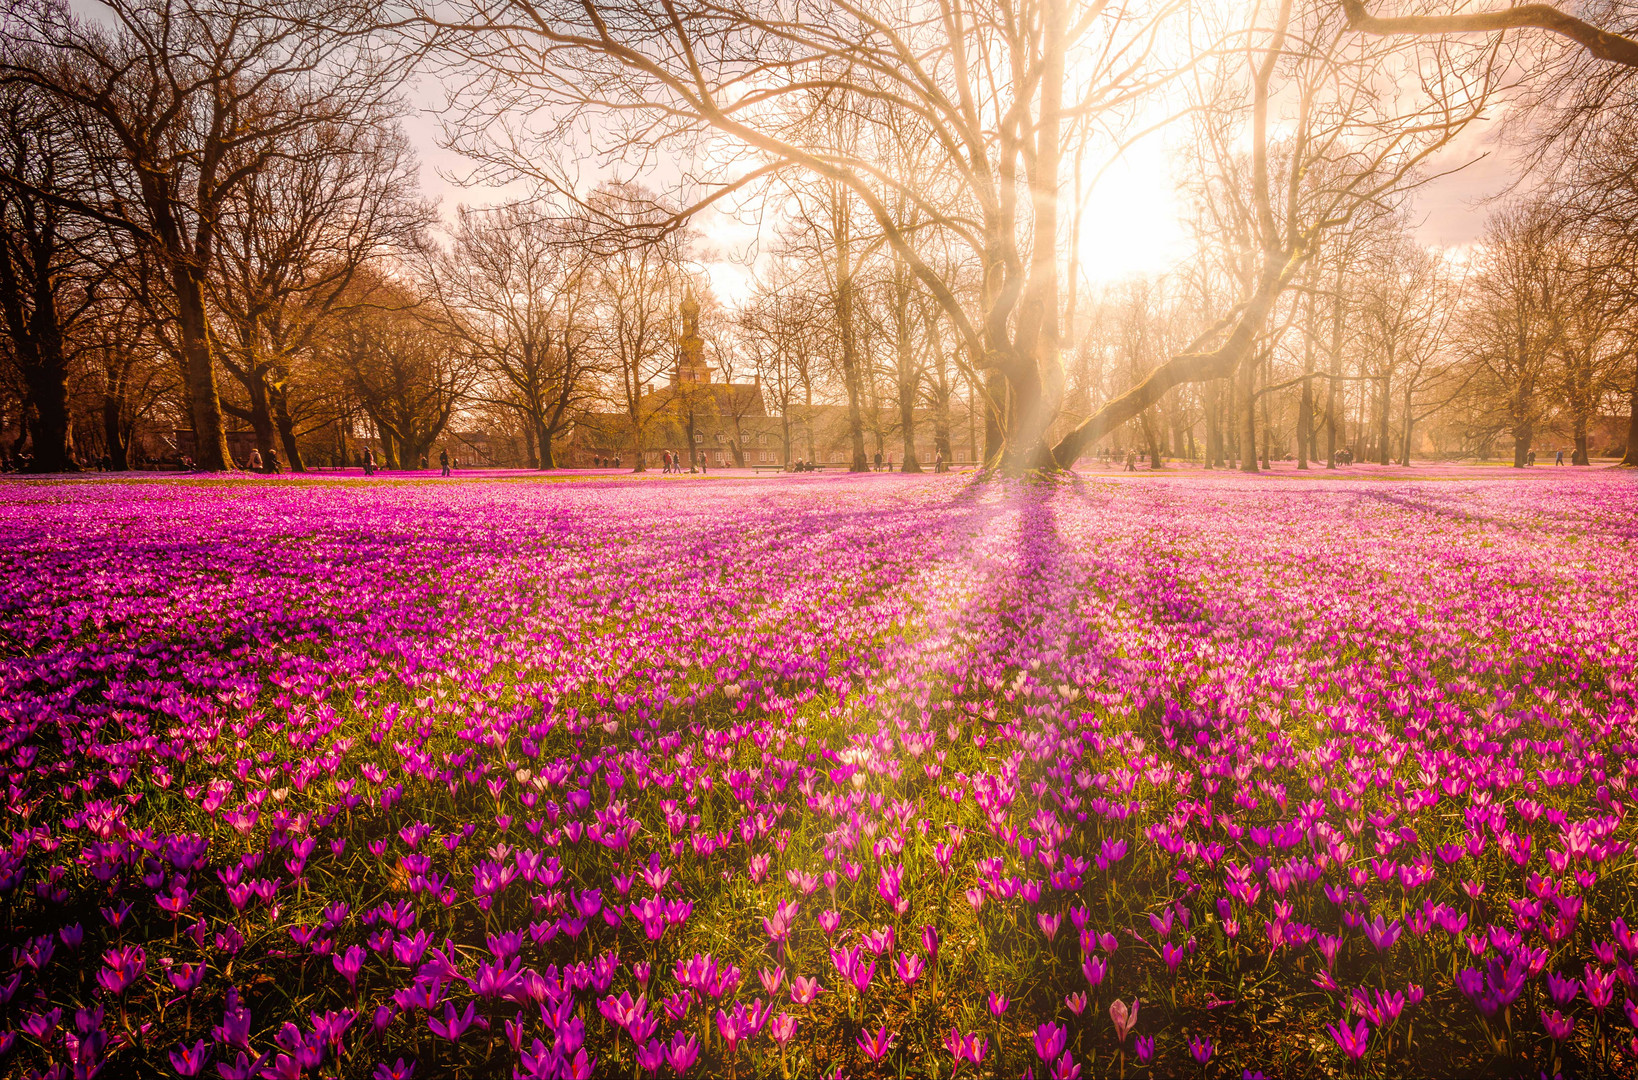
(694, 433), (704, 443)
(715, 433), (726, 444)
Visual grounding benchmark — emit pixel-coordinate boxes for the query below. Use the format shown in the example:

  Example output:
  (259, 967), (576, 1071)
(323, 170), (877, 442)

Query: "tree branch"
(1342, 0), (1638, 67)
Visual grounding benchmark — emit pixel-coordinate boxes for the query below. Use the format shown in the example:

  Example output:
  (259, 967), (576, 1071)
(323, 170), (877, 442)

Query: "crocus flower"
(1034, 1021), (1067, 1061)
(1327, 1017), (1370, 1059)
(169, 1039), (211, 1077)
(1110, 998), (1139, 1042)
(1363, 916), (1402, 953)
(856, 1025), (895, 1061)
(790, 976), (823, 1005)
(665, 1032), (701, 1074)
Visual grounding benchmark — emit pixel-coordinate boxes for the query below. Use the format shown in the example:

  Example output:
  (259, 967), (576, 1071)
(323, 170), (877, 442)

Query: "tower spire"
(676, 283), (708, 385)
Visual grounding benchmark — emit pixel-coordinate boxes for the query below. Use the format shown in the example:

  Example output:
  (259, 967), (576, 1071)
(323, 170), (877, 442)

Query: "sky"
(402, 73), (1521, 307)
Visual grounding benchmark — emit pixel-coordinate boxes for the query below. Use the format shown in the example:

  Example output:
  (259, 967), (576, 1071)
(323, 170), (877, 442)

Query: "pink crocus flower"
(1034, 1022), (1067, 1061)
(856, 1025), (895, 1061)
(665, 1032), (700, 1074)
(1109, 998), (1139, 1042)
(1326, 1016), (1370, 1059)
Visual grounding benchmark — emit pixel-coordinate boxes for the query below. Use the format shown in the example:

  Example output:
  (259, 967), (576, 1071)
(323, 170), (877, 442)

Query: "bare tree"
(740, 270), (828, 465)
(332, 273), (477, 467)
(430, 203), (602, 468)
(1553, 111), (1638, 465)
(1057, 0), (1497, 469)
(0, 77), (103, 471)
(424, 0), (1204, 472)
(590, 186), (690, 472)
(1459, 199), (1566, 466)
(2, 0), (404, 470)
(211, 116), (426, 471)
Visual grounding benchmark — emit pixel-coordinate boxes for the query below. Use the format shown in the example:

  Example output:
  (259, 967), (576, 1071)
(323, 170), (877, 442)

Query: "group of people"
(245, 448), (282, 474)
(660, 450), (709, 473)
(358, 447), (454, 476)
(0, 450), (142, 472)
(1094, 446), (1145, 471)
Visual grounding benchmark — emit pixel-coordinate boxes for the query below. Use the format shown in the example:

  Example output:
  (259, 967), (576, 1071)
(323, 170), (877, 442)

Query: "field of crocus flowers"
(2, 467), (1637, 1080)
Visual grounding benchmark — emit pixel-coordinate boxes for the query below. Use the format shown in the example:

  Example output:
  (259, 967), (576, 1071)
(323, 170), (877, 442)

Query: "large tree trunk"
(1572, 414), (1590, 465)
(271, 385), (306, 472)
(1324, 373), (1338, 468)
(1203, 380), (1220, 469)
(1296, 379), (1312, 469)
(521, 413), (539, 468)
(1259, 354), (1273, 469)
(998, 0), (1069, 475)
(1238, 353), (1259, 474)
(379, 426), (401, 469)
(540, 420), (559, 469)
(831, 188), (869, 473)
(20, 358), (74, 473)
(175, 268), (234, 471)
(998, 364), (1059, 472)
(1400, 385), (1416, 466)
(1622, 361), (1638, 467)
(1142, 408), (1165, 469)
(102, 391), (129, 471)
(983, 371), (1006, 464)
(247, 371), (277, 463)
(1513, 422), (1533, 467)
(928, 319), (953, 463)
(804, 382), (817, 463)
(630, 419), (647, 471)
(897, 377), (922, 473)
(1377, 373), (1392, 466)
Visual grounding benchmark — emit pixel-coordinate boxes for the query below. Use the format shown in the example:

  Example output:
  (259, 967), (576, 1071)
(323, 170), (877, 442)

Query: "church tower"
(673, 288), (711, 386)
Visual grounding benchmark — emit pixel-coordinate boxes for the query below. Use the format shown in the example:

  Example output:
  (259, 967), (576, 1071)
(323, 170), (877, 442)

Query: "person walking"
(248, 448), (264, 472)
(362, 447), (376, 476)
(1125, 448), (1138, 472)
(873, 450), (883, 472)
(1554, 448), (1565, 466)
(266, 449), (282, 474)
(439, 448), (451, 477)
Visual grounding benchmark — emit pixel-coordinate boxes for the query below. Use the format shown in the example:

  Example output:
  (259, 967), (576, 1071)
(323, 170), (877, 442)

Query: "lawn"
(1, 467), (1636, 1079)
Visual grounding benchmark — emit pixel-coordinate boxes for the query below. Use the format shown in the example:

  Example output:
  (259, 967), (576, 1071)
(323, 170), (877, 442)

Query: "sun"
(1072, 137), (1193, 285)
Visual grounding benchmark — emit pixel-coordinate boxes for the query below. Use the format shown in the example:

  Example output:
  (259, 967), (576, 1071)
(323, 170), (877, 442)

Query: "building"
(566, 292), (784, 469)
